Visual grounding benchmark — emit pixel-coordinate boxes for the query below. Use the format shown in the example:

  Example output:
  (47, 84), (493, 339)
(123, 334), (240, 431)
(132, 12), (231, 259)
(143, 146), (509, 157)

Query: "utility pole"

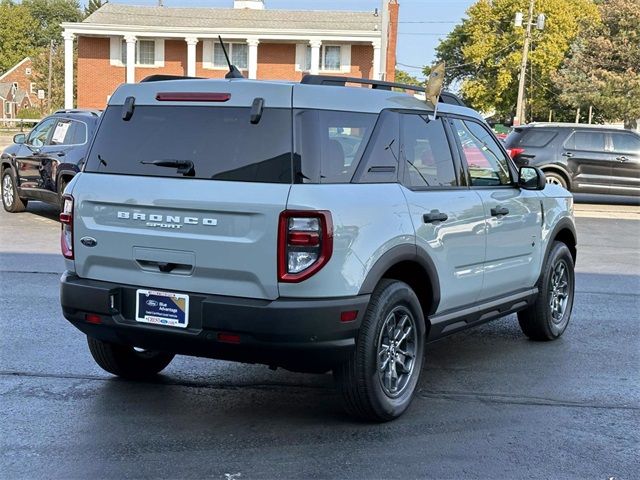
(47, 39), (54, 113)
(514, 0), (535, 126)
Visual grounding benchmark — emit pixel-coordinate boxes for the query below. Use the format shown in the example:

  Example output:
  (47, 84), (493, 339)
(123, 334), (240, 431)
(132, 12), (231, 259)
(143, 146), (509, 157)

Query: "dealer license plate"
(135, 289), (189, 328)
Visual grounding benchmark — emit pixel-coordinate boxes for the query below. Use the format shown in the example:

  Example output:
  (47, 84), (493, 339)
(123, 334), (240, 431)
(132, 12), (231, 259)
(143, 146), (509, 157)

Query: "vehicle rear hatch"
(71, 80), (293, 300)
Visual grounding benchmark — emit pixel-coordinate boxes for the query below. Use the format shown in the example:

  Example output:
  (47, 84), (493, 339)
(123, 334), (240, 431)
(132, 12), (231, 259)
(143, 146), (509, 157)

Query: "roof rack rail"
(300, 75), (466, 107)
(53, 109), (100, 116)
(140, 74), (202, 83)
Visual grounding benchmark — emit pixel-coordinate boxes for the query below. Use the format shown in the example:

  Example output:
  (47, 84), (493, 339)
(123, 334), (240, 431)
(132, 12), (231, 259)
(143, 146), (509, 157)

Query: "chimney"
(234, 0), (265, 9)
(384, 0), (399, 82)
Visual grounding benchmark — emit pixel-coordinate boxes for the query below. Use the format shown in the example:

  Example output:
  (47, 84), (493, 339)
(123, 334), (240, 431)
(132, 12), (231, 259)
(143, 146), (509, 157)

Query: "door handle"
(491, 206), (509, 217)
(423, 210), (448, 223)
(617, 156), (629, 162)
(56, 152), (66, 157)
(562, 152), (574, 157)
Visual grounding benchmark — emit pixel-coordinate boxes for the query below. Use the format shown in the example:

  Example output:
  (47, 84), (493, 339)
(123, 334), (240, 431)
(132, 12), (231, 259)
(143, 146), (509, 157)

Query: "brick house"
(0, 57), (35, 118)
(60, 0), (399, 109)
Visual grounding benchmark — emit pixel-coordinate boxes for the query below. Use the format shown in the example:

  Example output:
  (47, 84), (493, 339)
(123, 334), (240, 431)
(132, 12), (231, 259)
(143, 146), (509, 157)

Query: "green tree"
(431, 0), (600, 120)
(395, 69), (422, 87)
(84, 0), (106, 17)
(554, 0), (640, 129)
(22, 0), (82, 48)
(0, 1), (38, 74)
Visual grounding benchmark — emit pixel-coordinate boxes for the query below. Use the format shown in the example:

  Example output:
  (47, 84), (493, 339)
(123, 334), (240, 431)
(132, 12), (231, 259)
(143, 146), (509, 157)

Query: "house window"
(5, 102), (12, 116)
(121, 39), (156, 65)
(213, 42), (248, 69)
(25, 67), (32, 75)
(305, 45), (342, 71)
(138, 40), (156, 65)
(30, 82), (36, 94)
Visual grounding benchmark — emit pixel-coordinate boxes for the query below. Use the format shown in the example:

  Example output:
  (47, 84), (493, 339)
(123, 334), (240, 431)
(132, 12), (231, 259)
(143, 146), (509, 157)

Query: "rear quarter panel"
(280, 183), (415, 298)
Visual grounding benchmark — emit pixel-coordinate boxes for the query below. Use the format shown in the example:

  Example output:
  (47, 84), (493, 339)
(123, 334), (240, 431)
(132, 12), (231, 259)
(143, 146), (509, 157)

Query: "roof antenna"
(218, 35), (245, 79)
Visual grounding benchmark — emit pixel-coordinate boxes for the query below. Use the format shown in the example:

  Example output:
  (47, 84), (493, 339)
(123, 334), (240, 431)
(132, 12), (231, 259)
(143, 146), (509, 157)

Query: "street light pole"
(515, 0), (535, 126)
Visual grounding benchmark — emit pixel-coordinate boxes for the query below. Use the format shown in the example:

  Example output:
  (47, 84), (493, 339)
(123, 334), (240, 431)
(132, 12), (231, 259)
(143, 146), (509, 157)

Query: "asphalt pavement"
(1, 197), (638, 480)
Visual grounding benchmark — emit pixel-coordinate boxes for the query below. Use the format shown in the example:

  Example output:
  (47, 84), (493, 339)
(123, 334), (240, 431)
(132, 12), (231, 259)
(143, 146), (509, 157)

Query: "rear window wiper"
(140, 159), (195, 177)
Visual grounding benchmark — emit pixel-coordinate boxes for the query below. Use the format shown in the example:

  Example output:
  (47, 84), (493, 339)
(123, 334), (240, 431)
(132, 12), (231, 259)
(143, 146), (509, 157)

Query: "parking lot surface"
(1, 196), (638, 479)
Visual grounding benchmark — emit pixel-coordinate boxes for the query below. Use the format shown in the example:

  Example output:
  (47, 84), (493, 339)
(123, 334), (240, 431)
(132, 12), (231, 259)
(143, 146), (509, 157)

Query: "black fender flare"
(56, 166), (79, 193)
(538, 216), (577, 283)
(358, 244), (441, 316)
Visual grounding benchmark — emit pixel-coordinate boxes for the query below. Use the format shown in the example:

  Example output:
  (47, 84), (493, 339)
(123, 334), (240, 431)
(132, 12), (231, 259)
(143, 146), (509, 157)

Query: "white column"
(185, 37), (198, 77)
(124, 34), (137, 83)
(309, 40), (322, 75)
(247, 37), (260, 80)
(372, 40), (382, 80)
(62, 32), (75, 109)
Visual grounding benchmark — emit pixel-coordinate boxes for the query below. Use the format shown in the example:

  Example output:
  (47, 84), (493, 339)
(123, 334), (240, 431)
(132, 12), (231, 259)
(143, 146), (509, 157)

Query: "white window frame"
(295, 43), (351, 73)
(203, 40), (248, 71)
(25, 67), (32, 76)
(30, 82), (36, 94)
(110, 37), (165, 68)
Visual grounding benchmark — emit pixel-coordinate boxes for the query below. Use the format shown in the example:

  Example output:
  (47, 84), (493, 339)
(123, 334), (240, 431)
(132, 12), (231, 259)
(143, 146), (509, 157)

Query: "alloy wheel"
(2, 174), (14, 208)
(377, 306), (418, 398)
(549, 259), (569, 324)
(546, 176), (563, 186)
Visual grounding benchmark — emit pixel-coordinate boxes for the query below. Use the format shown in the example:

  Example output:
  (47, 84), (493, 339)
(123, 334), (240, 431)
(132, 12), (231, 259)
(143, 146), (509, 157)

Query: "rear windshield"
(505, 128), (557, 148)
(85, 106), (293, 183)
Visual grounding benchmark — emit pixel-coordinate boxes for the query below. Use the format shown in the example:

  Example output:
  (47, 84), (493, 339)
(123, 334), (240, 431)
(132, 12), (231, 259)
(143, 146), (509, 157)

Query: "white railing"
(0, 118), (42, 131)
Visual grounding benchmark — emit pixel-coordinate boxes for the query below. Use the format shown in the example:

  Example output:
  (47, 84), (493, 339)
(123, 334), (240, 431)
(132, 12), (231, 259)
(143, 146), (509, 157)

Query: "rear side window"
(508, 128), (556, 147)
(85, 106), (293, 183)
(566, 131), (606, 151)
(610, 132), (640, 153)
(401, 114), (456, 188)
(294, 110), (377, 183)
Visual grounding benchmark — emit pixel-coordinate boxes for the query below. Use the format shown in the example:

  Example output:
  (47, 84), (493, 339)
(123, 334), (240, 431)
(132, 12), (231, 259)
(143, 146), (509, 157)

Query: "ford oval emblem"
(80, 236), (97, 247)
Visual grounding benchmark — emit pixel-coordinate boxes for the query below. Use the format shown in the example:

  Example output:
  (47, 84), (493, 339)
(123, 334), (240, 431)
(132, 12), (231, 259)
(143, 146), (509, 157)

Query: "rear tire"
(544, 171), (568, 190)
(2, 169), (27, 213)
(518, 241), (575, 341)
(334, 279), (425, 422)
(87, 337), (174, 379)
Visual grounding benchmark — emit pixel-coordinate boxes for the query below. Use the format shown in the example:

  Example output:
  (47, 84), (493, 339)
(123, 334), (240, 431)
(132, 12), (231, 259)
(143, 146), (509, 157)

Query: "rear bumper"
(60, 272), (369, 372)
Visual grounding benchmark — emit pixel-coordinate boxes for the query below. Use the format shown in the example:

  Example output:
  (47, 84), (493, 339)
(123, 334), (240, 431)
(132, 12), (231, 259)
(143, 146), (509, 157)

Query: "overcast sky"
(79, 0), (475, 79)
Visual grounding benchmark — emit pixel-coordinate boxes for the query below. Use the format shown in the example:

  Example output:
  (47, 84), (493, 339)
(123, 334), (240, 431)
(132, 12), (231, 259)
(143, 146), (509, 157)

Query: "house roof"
(83, 3), (382, 33)
(0, 82), (14, 100)
(0, 57), (31, 82)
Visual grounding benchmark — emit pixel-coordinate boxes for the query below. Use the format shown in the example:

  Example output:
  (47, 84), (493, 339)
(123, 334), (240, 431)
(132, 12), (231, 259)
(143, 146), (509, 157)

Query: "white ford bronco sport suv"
(60, 74), (577, 421)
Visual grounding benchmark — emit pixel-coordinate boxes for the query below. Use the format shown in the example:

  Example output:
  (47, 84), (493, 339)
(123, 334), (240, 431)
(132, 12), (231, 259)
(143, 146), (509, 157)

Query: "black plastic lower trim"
(60, 272), (370, 372)
(427, 288), (538, 341)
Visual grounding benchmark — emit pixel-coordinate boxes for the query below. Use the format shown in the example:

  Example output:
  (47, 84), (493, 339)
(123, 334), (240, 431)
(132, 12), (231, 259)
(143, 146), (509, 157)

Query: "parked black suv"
(1, 109), (101, 212)
(505, 123), (640, 196)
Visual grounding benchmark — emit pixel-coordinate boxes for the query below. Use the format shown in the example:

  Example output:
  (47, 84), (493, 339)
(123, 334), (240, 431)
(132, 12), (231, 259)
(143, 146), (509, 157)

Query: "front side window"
(452, 119), (511, 186)
(50, 120), (87, 146)
(214, 43), (248, 69)
(294, 109), (377, 183)
(401, 114), (456, 188)
(27, 118), (56, 147)
(610, 132), (640, 153)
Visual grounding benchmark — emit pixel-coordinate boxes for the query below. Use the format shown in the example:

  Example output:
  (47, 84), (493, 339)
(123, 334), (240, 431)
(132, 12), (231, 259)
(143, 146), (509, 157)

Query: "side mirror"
(13, 133), (26, 144)
(518, 166), (546, 190)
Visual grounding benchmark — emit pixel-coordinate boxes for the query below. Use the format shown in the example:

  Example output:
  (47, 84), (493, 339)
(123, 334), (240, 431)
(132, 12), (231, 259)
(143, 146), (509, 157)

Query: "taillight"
(507, 147), (525, 159)
(278, 210), (333, 282)
(60, 195), (74, 260)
